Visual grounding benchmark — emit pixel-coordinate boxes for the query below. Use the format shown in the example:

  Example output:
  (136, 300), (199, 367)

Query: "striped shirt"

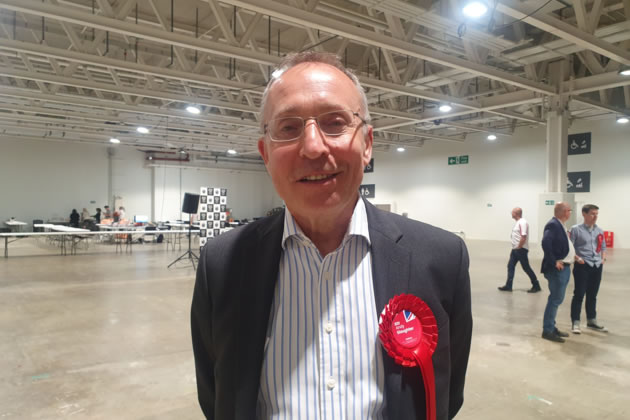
(257, 198), (387, 419)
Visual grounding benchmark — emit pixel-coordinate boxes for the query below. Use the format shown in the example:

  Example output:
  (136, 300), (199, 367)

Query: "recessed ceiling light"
(396, 147), (406, 152)
(227, 149), (237, 155)
(619, 69), (630, 76)
(487, 134), (497, 140)
(439, 104), (452, 112)
(617, 116), (629, 124)
(109, 138), (120, 144)
(136, 126), (149, 134)
(462, 1), (488, 18)
(186, 106), (201, 114)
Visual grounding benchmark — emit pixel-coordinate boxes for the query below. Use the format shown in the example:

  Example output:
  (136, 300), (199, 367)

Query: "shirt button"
(324, 272), (332, 281)
(325, 323), (334, 334)
(326, 378), (336, 390)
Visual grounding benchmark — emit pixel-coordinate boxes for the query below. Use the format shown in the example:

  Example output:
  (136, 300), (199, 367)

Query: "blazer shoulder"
(200, 212), (283, 260)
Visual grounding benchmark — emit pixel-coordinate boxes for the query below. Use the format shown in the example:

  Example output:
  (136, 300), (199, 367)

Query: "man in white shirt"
(498, 207), (542, 293)
(191, 52), (472, 419)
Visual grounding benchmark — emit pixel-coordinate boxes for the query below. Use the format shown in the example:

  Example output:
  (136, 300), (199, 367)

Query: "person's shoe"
(572, 321), (581, 334)
(554, 328), (569, 338)
(587, 319), (608, 332)
(527, 285), (542, 293)
(542, 331), (565, 343)
(498, 285), (512, 292)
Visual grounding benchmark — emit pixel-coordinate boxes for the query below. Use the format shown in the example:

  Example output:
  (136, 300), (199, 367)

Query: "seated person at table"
(93, 208), (102, 224)
(69, 209), (80, 228)
(103, 205), (112, 218)
(81, 208), (91, 222)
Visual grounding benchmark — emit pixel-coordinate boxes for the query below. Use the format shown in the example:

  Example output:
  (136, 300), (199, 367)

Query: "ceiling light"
(136, 126), (149, 134)
(462, 1), (488, 18)
(179, 149), (187, 154)
(186, 106), (201, 114)
(619, 69), (630, 76)
(109, 138), (120, 144)
(227, 149), (237, 155)
(439, 104), (452, 112)
(396, 147), (406, 152)
(487, 134), (497, 141)
(617, 116), (629, 124)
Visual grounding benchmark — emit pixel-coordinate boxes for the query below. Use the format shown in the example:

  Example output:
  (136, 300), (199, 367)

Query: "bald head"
(554, 202), (572, 222)
(511, 207), (522, 220)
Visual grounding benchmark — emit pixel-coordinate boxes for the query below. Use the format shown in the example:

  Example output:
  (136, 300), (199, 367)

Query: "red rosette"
(379, 294), (438, 420)
(596, 234), (604, 254)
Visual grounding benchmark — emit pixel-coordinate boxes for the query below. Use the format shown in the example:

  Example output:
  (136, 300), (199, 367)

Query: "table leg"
(4, 236), (7, 258)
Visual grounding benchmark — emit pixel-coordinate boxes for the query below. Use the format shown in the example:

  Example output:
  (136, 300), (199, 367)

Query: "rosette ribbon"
(596, 234), (604, 254)
(379, 294), (439, 420)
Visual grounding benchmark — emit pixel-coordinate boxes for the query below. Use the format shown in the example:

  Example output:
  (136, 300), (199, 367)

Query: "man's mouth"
(299, 173), (338, 182)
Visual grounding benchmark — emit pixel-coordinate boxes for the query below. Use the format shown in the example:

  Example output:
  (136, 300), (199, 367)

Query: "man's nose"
(299, 119), (329, 159)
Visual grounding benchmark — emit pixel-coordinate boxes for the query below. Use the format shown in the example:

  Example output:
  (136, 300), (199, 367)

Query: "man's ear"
(362, 125), (373, 166)
(258, 138), (269, 165)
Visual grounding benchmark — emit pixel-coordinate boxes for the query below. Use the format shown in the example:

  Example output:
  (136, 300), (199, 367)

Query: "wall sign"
(359, 184), (375, 198)
(567, 171), (590, 193)
(448, 155), (469, 165)
(568, 132), (591, 155)
(364, 158), (374, 173)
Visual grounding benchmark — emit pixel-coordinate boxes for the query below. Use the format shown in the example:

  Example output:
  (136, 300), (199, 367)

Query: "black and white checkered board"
(198, 187), (228, 248)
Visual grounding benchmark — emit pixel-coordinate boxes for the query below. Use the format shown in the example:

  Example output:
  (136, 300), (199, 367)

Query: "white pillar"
(545, 95), (569, 193)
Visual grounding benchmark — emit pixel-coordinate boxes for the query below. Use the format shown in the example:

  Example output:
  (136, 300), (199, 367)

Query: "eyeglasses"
(264, 109), (368, 143)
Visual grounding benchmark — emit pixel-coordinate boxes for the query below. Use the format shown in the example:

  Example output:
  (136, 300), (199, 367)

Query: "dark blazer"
(540, 217), (569, 273)
(191, 199), (472, 420)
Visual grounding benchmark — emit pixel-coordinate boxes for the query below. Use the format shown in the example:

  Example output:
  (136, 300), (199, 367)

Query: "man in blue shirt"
(569, 204), (608, 334)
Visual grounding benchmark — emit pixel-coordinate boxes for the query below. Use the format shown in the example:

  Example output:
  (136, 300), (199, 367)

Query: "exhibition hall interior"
(1, 0), (629, 418)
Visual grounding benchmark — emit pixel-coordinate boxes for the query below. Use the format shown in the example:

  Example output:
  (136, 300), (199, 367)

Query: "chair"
(142, 226), (157, 243)
(33, 219), (43, 232)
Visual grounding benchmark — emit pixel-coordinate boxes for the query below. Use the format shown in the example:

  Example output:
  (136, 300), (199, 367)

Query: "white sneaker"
(572, 321), (581, 334)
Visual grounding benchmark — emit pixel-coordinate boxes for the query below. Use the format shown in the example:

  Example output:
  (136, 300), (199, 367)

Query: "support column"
(545, 95), (569, 193)
(537, 60), (576, 242)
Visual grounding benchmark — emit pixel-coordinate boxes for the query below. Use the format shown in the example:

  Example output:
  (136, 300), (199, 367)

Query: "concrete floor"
(1, 238), (628, 419)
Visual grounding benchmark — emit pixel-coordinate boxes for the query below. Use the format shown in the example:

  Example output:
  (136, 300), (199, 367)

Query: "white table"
(1, 229), (189, 258)
(4, 220), (28, 232)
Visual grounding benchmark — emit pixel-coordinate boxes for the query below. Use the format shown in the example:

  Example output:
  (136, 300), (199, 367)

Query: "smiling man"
(191, 52), (472, 420)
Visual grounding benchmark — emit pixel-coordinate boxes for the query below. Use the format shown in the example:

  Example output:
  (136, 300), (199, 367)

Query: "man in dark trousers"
(498, 207), (541, 293)
(569, 204), (608, 334)
(540, 202), (576, 343)
(191, 52), (472, 419)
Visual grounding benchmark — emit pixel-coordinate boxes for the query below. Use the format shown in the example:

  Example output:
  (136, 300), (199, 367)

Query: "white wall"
(0, 138), (281, 227)
(365, 117), (630, 248)
(0, 138), (110, 224)
(153, 166), (280, 222)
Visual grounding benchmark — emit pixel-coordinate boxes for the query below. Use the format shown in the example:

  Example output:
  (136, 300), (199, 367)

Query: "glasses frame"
(263, 109), (368, 143)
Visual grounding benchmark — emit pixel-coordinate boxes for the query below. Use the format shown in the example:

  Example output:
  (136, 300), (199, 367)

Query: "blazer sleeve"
(448, 238), (473, 419)
(191, 246), (216, 419)
(541, 221), (559, 261)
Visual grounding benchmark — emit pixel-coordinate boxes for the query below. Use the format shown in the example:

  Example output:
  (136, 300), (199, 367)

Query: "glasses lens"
(269, 117), (303, 141)
(317, 110), (354, 136)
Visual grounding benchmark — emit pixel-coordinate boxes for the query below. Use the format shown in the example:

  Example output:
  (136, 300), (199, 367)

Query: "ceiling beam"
(220, 0), (555, 94)
(0, 0), (282, 66)
(496, 0), (630, 66)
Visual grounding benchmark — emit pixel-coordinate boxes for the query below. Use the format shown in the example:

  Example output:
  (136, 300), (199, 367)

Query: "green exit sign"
(448, 155), (469, 165)
(545, 200), (555, 205)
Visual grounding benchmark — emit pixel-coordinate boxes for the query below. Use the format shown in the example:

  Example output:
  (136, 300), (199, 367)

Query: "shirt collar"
(281, 198), (371, 250)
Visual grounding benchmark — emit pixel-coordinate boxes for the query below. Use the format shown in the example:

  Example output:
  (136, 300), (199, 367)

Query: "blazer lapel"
(234, 211), (284, 419)
(364, 199), (411, 420)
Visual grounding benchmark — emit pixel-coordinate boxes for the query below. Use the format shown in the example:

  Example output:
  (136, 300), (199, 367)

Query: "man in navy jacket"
(540, 202), (574, 343)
